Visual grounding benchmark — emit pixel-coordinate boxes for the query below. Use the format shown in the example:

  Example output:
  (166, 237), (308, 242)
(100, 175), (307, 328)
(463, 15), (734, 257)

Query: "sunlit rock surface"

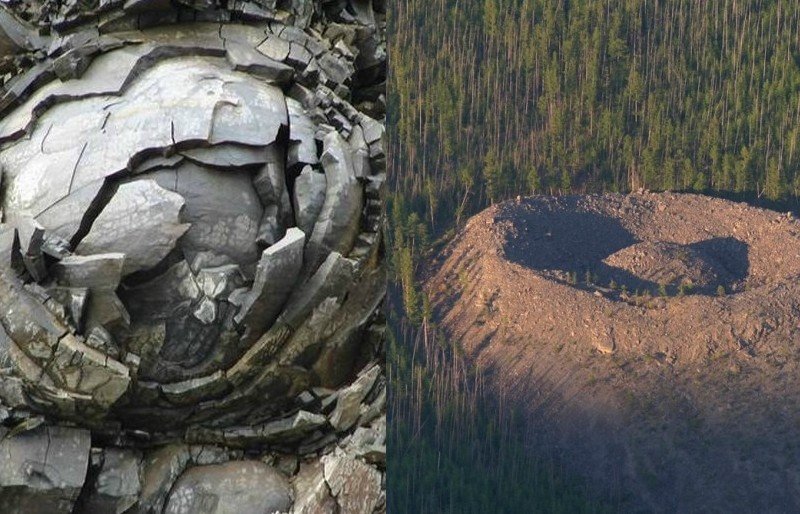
(0, 0), (386, 511)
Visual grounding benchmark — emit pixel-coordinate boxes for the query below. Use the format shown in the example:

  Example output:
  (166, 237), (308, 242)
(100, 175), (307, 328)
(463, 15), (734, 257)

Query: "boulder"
(164, 461), (292, 514)
(292, 166), (327, 236)
(232, 228), (305, 341)
(0, 426), (91, 514)
(76, 448), (142, 514)
(76, 180), (189, 276)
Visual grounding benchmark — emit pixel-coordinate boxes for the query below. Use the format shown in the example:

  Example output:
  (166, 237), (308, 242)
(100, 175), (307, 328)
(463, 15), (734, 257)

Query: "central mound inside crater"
(500, 195), (759, 297)
(600, 239), (747, 294)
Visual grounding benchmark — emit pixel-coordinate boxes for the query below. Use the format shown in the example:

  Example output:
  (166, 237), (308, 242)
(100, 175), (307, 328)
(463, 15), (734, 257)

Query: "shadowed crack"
(67, 178), (120, 250)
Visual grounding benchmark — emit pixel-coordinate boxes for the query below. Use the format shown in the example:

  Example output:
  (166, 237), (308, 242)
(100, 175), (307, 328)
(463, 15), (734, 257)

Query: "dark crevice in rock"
(119, 245), (186, 289)
(67, 177), (120, 250)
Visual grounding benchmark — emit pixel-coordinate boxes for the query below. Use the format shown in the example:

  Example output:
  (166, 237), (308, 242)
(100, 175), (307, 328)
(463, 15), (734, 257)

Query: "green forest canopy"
(391, 0), (800, 232)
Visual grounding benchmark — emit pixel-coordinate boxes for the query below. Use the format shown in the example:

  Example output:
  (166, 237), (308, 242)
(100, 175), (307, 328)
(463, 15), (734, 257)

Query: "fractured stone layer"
(0, 0), (386, 511)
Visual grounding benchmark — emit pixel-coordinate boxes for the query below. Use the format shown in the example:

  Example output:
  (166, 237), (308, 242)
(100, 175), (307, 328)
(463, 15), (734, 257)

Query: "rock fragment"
(0, 426), (90, 514)
(76, 448), (142, 514)
(232, 228), (305, 341)
(291, 461), (336, 514)
(329, 364), (380, 432)
(77, 180), (189, 276)
(164, 461), (292, 514)
(52, 253), (124, 290)
(293, 166), (327, 235)
(306, 132), (363, 269)
(322, 450), (382, 514)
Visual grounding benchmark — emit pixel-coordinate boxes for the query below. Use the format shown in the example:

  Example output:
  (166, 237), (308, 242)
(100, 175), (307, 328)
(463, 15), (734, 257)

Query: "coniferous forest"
(388, 0), (800, 512)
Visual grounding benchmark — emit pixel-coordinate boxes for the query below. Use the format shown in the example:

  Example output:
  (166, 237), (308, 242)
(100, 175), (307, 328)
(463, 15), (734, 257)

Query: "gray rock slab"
(348, 125), (371, 178)
(0, 9), (49, 53)
(164, 461), (292, 514)
(181, 144), (267, 169)
(53, 47), (95, 81)
(232, 227), (305, 340)
(77, 180), (189, 276)
(0, 141), (89, 229)
(293, 165), (326, 235)
(317, 52), (353, 86)
(286, 42), (313, 68)
(120, 322), (166, 368)
(123, 0), (172, 13)
(209, 78), (287, 147)
(219, 23), (270, 47)
(196, 265), (246, 301)
(16, 216), (47, 281)
(160, 370), (227, 405)
(0, 44), (153, 142)
(138, 444), (191, 514)
(84, 290), (131, 334)
(85, 326), (120, 359)
(0, 313), (12, 368)
(253, 145), (287, 204)
(343, 417), (386, 466)
(133, 154), (184, 174)
(322, 449), (382, 514)
(360, 115), (384, 146)
(35, 179), (107, 244)
(261, 410), (327, 441)
(278, 252), (354, 329)
(291, 461), (336, 514)
(286, 98), (318, 167)
(138, 23), (227, 50)
(225, 41), (294, 83)
(253, 145), (293, 233)
(255, 205), (283, 247)
(46, 287), (89, 332)
(230, 1), (276, 22)
(256, 35), (290, 62)
(329, 364), (380, 432)
(0, 226), (22, 272)
(0, 271), (68, 365)
(77, 448), (142, 514)
(307, 132), (363, 268)
(46, 333), (130, 408)
(16, 215), (45, 256)
(52, 253), (125, 291)
(0, 426), (90, 514)
(173, 162), (263, 274)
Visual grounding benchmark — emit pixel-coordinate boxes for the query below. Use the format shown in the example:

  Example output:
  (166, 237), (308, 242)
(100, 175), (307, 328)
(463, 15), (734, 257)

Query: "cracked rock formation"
(0, 0), (386, 512)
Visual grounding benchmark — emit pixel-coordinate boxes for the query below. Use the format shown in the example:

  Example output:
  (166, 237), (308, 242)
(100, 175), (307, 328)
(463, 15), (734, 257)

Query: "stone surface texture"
(0, 0), (386, 511)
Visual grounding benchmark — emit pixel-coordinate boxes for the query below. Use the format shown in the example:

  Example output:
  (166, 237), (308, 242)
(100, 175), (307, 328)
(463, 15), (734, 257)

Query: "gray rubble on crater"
(0, 0), (386, 511)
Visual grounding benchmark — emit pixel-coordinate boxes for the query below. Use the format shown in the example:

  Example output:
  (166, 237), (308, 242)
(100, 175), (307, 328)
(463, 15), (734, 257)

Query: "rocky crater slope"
(426, 193), (800, 513)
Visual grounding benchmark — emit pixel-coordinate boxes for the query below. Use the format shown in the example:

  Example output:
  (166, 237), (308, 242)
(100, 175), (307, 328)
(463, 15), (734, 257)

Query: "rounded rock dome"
(0, 21), (386, 435)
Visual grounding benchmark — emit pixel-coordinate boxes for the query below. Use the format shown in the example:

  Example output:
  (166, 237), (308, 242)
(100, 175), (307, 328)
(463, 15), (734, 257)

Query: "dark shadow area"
(688, 237), (750, 283)
(594, 237), (750, 297)
(500, 199), (751, 297)
(500, 200), (638, 273)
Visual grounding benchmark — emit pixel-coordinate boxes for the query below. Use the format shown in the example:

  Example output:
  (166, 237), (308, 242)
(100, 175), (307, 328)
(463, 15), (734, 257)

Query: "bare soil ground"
(426, 193), (800, 513)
